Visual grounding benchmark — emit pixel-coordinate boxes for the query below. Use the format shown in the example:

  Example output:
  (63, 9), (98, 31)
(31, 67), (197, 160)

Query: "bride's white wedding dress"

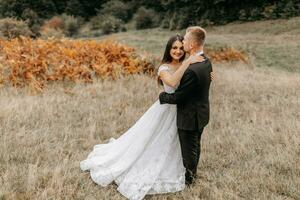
(80, 65), (185, 200)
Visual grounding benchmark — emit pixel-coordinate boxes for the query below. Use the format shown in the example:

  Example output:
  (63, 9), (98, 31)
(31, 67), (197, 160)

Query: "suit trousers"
(178, 128), (204, 185)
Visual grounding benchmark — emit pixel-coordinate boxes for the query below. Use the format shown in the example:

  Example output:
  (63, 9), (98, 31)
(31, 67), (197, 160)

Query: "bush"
(40, 14), (83, 37)
(0, 31), (4, 39)
(169, 14), (177, 31)
(160, 17), (170, 29)
(40, 27), (65, 39)
(21, 8), (41, 37)
(61, 14), (83, 37)
(101, 15), (123, 34)
(0, 38), (156, 91)
(40, 16), (65, 38)
(0, 18), (32, 39)
(279, 1), (299, 18)
(160, 11), (171, 29)
(90, 15), (103, 30)
(177, 8), (192, 29)
(41, 16), (65, 31)
(134, 7), (160, 30)
(100, 0), (130, 22)
(248, 8), (262, 21)
(21, 8), (40, 26)
(90, 14), (123, 34)
(76, 23), (103, 38)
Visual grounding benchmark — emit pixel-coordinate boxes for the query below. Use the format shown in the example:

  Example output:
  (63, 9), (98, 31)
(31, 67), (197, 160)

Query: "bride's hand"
(180, 55), (205, 70)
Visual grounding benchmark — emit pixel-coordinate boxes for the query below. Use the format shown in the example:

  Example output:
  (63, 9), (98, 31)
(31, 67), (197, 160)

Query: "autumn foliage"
(206, 47), (248, 64)
(0, 37), (247, 92)
(0, 37), (156, 91)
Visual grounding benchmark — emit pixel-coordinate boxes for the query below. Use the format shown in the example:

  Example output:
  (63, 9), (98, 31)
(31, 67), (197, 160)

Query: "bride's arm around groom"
(159, 66), (199, 104)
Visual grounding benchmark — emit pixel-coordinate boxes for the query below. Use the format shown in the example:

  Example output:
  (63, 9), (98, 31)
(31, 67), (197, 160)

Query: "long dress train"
(80, 65), (185, 200)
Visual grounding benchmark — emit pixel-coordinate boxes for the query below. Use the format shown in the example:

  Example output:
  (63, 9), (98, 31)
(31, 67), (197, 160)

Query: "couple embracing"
(80, 26), (213, 200)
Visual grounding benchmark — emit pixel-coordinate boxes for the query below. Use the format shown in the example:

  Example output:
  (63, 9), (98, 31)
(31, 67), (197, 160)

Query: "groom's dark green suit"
(159, 55), (212, 185)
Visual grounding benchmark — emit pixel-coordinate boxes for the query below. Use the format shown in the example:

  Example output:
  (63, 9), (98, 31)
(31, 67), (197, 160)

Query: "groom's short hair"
(186, 26), (206, 46)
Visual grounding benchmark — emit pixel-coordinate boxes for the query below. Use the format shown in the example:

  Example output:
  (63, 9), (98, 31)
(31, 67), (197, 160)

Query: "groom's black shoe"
(185, 177), (196, 186)
(185, 169), (196, 186)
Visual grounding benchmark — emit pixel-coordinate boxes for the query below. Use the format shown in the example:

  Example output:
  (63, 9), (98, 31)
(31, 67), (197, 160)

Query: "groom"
(159, 26), (212, 185)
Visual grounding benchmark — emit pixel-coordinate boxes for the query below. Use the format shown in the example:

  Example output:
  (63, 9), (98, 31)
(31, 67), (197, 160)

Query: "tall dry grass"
(1, 17), (300, 200)
(1, 64), (299, 199)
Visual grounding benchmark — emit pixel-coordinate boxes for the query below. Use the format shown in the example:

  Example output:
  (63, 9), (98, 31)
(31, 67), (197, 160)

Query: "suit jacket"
(159, 56), (212, 131)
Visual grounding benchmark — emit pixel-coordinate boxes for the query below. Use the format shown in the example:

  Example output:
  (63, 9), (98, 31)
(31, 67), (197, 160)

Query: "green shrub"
(40, 27), (65, 39)
(177, 8), (192, 29)
(90, 15), (103, 30)
(21, 8), (41, 37)
(76, 23), (103, 38)
(21, 8), (40, 27)
(0, 18), (32, 39)
(90, 14), (123, 34)
(41, 16), (65, 31)
(279, 1), (299, 18)
(61, 14), (83, 36)
(168, 8), (193, 30)
(160, 17), (170, 29)
(239, 9), (248, 21)
(40, 14), (83, 38)
(101, 15), (123, 34)
(261, 5), (277, 19)
(100, 0), (130, 22)
(248, 8), (262, 21)
(169, 13), (177, 31)
(134, 7), (160, 30)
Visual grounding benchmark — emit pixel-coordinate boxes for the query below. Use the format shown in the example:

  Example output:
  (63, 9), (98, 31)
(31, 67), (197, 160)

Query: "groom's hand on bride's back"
(210, 71), (215, 81)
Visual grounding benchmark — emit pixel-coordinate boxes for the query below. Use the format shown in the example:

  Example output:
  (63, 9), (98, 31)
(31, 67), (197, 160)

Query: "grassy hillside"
(0, 18), (300, 200)
(103, 17), (300, 73)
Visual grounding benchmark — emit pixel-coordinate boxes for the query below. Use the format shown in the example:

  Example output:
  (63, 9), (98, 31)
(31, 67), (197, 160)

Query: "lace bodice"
(157, 65), (178, 94)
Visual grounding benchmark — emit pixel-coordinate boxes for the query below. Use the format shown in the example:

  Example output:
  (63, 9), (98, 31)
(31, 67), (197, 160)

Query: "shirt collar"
(196, 51), (204, 56)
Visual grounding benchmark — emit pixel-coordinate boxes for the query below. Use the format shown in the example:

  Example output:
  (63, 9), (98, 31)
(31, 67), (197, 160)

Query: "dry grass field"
(1, 17), (300, 200)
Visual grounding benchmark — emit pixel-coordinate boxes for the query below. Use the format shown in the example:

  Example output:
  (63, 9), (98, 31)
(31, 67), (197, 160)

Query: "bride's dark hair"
(158, 34), (186, 85)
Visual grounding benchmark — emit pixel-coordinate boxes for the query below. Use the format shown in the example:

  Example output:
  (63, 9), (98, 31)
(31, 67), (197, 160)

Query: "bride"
(80, 34), (204, 200)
